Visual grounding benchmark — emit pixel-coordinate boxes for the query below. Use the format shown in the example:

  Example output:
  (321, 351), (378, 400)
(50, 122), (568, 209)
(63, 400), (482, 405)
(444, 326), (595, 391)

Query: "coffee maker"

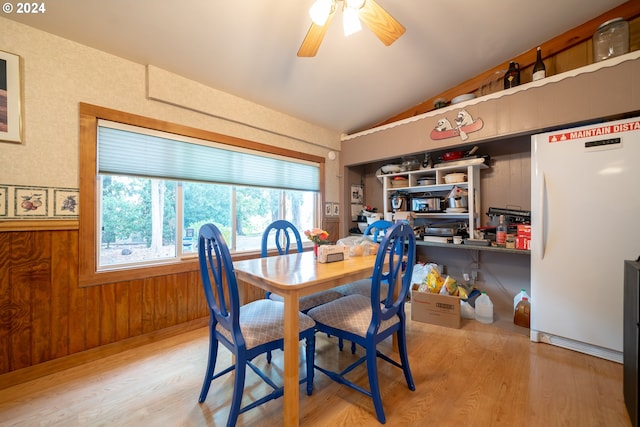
(389, 191), (408, 213)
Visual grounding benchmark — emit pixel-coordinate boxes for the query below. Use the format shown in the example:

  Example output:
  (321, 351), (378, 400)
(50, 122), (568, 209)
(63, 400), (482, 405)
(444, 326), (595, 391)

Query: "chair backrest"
(198, 223), (244, 346)
(261, 220), (303, 257)
(363, 220), (393, 243)
(369, 222), (416, 325)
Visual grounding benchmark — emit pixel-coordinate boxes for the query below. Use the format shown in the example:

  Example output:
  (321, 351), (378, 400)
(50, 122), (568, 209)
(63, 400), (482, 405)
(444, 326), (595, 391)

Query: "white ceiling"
(5, 0), (627, 134)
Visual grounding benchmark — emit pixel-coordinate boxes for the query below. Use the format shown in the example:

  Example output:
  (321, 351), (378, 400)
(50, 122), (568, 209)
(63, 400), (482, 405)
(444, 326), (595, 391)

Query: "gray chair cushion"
(307, 294), (399, 338)
(269, 289), (344, 312)
(217, 299), (315, 350)
(333, 278), (388, 300)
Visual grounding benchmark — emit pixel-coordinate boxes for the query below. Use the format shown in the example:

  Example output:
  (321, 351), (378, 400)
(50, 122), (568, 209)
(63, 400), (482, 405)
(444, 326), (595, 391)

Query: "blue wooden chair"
(333, 219), (393, 353)
(334, 219), (393, 300)
(262, 220), (343, 313)
(306, 222), (416, 424)
(197, 223), (316, 427)
(261, 220), (344, 363)
(260, 219), (304, 258)
(362, 219), (393, 243)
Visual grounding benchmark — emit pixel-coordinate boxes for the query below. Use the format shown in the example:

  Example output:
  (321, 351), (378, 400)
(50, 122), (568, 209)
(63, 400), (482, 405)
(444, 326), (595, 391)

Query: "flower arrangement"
(304, 228), (330, 245)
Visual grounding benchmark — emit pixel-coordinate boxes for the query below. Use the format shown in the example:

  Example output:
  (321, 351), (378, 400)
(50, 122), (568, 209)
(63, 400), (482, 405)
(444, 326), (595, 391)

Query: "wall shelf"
(379, 160), (488, 237)
(417, 240), (530, 255)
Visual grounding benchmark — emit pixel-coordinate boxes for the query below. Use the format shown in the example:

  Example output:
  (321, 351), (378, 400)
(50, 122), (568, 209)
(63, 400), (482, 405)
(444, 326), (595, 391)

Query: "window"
(79, 104), (325, 286)
(98, 178), (316, 268)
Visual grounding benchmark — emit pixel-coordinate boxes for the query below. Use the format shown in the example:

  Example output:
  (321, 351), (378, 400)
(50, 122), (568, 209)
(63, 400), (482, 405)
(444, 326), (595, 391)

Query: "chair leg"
(397, 326), (415, 391)
(198, 329), (219, 403)
(338, 338), (356, 354)
(365, 343), (386, 424)
(227, 355), (247, 427)
(305, 333), (315, 396)
(265, 293), (273, 363)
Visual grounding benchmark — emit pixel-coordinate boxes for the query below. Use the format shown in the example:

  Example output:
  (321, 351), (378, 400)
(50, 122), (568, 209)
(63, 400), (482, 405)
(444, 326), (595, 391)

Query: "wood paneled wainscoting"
(0, 226), (209, 389)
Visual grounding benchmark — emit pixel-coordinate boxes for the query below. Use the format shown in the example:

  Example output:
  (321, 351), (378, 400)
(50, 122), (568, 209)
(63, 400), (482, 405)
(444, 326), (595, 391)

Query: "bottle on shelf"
(496, 215), (507, 247)
(532, 47), (546, 81)
(503, 61), (520, 89)
(514, 297), (531, 328)
(475, 291), (494, 324)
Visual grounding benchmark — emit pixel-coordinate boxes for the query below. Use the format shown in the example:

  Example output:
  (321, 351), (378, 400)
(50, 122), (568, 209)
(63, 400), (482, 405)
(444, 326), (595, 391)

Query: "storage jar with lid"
(593, 18), (629, 63)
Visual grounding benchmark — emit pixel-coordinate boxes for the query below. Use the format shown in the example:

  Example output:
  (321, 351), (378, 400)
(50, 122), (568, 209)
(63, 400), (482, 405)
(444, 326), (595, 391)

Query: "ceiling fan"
(298, 0), (406, 57)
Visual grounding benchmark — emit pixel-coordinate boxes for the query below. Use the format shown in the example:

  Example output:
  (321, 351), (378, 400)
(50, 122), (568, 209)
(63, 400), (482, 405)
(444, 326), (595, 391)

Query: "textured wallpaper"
(0, 17), (341, 210)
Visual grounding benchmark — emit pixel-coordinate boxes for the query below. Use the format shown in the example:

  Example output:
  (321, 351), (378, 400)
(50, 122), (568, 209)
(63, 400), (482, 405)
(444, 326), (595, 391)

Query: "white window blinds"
(97, 121), (320, 192)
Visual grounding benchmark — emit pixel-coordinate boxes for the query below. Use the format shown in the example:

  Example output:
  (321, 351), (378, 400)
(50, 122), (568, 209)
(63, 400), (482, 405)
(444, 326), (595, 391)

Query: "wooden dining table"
(233, 250), (380, 427)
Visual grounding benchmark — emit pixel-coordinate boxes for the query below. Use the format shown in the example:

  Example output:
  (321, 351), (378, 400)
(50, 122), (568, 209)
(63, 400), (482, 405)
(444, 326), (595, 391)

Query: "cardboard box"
(411, 284), (461, 328)
(515, 225), (531, 250)
(516, 236), (531, 250)
(517, 224), (532, 238)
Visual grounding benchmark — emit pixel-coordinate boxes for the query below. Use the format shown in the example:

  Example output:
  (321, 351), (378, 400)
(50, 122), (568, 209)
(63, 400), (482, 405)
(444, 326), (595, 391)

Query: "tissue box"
(318, 245), (350, 263)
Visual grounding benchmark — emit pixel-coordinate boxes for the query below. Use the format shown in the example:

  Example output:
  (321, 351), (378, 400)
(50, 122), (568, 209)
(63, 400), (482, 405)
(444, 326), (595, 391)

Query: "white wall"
(0, 17), (341, 196)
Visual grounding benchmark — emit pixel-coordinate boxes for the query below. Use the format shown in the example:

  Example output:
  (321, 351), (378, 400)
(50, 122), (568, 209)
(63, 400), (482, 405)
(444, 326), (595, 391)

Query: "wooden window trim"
(78, 103), (325, 287)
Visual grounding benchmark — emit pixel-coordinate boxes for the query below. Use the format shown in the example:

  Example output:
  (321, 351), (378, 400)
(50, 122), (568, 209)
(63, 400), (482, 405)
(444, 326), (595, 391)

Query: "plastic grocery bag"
(336, 236), (379, 257)
(460, 300), (475, 319)
(411, 262), (437, 286)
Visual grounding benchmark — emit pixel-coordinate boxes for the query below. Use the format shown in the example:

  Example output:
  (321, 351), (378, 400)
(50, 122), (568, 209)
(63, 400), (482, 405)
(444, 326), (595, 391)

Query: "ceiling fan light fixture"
(309, 0), (334, 26)
(345, 0), (366, 10)
(342, 7), (362, 36)
(299, 0), (404, 57)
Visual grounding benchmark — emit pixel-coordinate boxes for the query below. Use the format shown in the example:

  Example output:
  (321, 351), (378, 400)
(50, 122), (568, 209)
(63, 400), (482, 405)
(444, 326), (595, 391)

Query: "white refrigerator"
(531, 116), (640, 362)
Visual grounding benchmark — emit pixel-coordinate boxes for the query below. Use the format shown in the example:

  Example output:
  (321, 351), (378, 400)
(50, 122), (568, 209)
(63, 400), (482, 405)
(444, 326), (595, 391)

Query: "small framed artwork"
(351, 203), (363, 220)
(14, 186), (48, 217)
(324, 202), (333, 217)
(1, 50), (23, 144)
(54, 189), (79, 216)
(350, 184), (364, 204)
(0, 185), (7, 217)
(332, 203), (339, 217)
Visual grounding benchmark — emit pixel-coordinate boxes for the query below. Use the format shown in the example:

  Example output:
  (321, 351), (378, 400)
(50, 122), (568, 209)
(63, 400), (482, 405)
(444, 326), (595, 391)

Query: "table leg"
(283, 293), (300, 426)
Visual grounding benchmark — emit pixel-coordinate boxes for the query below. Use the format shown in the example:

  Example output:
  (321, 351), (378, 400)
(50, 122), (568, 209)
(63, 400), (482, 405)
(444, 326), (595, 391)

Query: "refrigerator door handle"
(539, 172), (547, 260)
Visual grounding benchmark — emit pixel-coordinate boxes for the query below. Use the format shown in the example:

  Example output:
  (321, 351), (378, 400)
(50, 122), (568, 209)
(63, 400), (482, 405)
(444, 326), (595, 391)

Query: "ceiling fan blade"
(297, 13), (335, 57)
(359, 0), (405, 46)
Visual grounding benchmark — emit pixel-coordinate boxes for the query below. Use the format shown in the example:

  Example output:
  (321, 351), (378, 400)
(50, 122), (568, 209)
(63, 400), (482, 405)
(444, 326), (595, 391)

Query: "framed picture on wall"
(324, 202), (332, 217)
(332, 203), (339, 217)
(351, 203), (363, 221)
(350, 184), (364, 204)
(0, 50), (23, 144)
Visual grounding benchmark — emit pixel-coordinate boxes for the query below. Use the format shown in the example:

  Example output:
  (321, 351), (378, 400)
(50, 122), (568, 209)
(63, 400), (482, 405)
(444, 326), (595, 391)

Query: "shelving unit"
(415, 240), (530, 254)
(378, 158), (487, 234)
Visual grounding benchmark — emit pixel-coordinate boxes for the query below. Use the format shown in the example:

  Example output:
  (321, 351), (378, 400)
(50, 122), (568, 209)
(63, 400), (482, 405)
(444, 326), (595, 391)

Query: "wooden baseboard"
(0, 318), (208, 390)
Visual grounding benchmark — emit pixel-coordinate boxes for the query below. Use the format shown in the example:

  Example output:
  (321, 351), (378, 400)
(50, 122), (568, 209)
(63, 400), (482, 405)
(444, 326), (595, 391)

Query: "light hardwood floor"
(0, 311), (632, 427)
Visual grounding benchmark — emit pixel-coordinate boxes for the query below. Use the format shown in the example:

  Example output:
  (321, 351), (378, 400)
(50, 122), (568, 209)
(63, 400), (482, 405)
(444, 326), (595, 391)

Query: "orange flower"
(304, 228), (330, 244)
